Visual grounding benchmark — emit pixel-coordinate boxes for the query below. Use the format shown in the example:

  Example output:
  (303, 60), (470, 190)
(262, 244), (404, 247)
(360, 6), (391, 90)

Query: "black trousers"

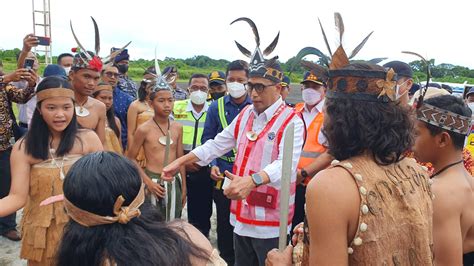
(213, 188), (235, 265)
(186, 167), (213, 237)
(291, 184), (307, 234)
(0, 149), (16, 235)
(234, 233), (280, 266)
(464, 252), (474, 265)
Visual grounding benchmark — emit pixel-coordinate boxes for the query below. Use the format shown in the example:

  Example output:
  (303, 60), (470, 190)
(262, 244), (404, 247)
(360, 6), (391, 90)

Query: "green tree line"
(1, 49), (474, 84)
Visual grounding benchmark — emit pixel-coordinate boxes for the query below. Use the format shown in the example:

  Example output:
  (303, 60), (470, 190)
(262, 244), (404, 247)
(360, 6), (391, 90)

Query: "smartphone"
(34, 36), (51, 46)
(23, 59), (35, 70)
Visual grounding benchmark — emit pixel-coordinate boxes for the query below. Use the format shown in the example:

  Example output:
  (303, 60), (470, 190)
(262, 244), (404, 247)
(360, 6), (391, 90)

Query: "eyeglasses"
(104, 72), (120, 78)
(247, 82), (275, 93)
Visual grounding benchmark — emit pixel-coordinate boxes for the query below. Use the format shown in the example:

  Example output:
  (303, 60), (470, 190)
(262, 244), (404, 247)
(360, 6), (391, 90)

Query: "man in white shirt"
(163, 17), (304, 266)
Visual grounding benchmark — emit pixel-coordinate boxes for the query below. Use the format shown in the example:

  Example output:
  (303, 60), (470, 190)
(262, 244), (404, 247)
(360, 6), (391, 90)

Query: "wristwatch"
(251, 173), (264, 187)
(301, 168), (309, 178)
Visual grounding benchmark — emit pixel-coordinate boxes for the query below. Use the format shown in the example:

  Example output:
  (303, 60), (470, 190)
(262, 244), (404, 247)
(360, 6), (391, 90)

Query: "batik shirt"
(0, 83), (35, 151)
(117, 75), (138, 99)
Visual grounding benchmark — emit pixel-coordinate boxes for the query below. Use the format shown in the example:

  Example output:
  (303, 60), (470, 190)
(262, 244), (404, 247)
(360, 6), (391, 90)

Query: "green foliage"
(1, 48), (473, 84)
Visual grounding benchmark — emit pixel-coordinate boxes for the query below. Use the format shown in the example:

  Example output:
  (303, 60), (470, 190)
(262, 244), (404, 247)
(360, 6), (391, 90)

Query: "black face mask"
(210, 92), (226, 100)
(116, 64), (129, 74)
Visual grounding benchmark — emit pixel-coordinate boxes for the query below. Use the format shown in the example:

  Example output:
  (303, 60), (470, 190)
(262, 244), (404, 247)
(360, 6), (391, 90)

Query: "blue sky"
(3, 0), (474, 68)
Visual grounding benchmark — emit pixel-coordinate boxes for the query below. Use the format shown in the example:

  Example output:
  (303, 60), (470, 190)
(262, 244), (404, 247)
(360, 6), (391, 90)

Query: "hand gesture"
(265, 245), (293, 266)
(162, 159), (181, 181)
(22, 34), (39, 52)
(223, 170), (255, 200)
(210, 166), (224, 181)
(147, 181), (166, 199)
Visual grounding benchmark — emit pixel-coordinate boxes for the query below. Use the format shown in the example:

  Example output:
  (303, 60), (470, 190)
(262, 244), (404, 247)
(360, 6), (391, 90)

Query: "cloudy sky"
(2, 0), (473, 68)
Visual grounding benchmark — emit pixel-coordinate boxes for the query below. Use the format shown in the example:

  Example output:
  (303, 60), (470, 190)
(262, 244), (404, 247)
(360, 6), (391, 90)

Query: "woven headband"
(37, 88), (75, 102)
(64, 183), (145, 227)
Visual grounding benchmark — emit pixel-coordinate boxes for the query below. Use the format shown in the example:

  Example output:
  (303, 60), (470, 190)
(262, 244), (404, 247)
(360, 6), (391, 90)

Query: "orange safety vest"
(295, 103), (327, 185)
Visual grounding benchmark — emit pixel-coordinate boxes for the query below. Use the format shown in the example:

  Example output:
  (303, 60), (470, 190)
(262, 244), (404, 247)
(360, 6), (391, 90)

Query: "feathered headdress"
(295, 13), (395, 102)
(146, 46), (175, 94)
(70, 17), (131, 72)
(231, 17), (283, 83)
(404, 51), (471, 135)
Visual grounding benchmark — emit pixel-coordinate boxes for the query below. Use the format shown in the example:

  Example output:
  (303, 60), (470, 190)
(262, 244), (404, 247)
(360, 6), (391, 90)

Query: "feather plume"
(154, 46), (161, 77)
(368, 57), (387, 64)
(300, 60), (328, 78)
(334, 13), (345, 44)
(91, 17), (100, 56)
(348, 31), (373, 59)
(234, 41), (252, 58)
(402, 51), (431, 106)
(230, 17), (260, 47)
(295, 47), (330, 67)
(70, 20), (92, 60)
(263, 32), (280, 56)
(318, 17), (333, 56)
(102, 41), (131, 64)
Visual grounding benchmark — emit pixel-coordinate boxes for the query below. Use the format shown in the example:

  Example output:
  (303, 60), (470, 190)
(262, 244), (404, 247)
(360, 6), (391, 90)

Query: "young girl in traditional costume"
(126, 79), (154, 167)
(93, 83), (123, 154)
(0, 76), (103, 265)
(56, 151), (226, 265)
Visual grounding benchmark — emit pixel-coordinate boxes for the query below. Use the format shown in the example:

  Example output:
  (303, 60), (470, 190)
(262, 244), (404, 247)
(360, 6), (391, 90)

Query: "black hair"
(323, 63), (413, 165)
(57, 53), (74, 65)
(188, 73), (208, 85)
(226, 60), (249, 77)
(92, 86), (120, 138)
(138, 80), (150, 102)
(101, 65), (118, 74)
(143, 66), (156, 76)
(23, 76), (78, 160)
(423, 95), (471, 149)
(56, 152), (210, 266)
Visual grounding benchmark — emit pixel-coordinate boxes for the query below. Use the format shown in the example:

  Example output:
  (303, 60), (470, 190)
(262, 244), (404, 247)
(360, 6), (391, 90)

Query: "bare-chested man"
(127, 84), (185, 221)
(413, 94), (474, 265)
(69, 56), (106, 144)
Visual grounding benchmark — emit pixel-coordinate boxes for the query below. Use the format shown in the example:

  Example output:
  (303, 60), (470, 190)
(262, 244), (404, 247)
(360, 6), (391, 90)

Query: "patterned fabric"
(117, 75), (138, 99)
(113, 87), (133, 148)
(405, 149), (474, 176)
(173, 86), (188, 101)
(0, 83), (35, 151)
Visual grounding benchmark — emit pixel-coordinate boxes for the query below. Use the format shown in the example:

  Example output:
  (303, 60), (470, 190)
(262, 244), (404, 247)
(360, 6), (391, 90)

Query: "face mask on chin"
(227, 82), (247, 98)
(302, 88), (322, 106)
(190, 90), (208, 105)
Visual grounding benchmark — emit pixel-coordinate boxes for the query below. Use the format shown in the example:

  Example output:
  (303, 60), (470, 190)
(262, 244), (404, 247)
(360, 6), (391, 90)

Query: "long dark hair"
(24, 76), (78, 160)
(92, 88), (120, 138)
(56, 152), (210, 266)
(323, 63), (413, 165)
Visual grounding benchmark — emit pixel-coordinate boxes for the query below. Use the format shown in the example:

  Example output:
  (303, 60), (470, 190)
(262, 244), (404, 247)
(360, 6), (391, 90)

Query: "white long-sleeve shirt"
(192, 97), (304, 238)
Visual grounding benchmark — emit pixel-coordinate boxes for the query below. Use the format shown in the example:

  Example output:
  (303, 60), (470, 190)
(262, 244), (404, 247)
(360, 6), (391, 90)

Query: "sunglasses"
(104, 72), (120, 78)
(247, 82), (275, 93)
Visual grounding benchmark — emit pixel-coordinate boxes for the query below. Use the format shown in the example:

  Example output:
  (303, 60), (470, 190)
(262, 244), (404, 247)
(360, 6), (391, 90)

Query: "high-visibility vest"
(173, 99), (207, 151)
(217, 97), (237, 163)
(295, 103), (327, 185)
(230, 103), (299, 227)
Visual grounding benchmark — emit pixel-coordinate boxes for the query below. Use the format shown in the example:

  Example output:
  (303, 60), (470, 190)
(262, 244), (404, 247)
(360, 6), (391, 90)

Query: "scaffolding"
(32, 0), (52, 64)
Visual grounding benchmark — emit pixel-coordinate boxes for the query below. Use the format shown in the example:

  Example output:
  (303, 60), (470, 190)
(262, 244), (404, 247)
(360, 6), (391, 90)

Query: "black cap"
(208, 71), (226, 86)
(383, 61), (413, 78)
